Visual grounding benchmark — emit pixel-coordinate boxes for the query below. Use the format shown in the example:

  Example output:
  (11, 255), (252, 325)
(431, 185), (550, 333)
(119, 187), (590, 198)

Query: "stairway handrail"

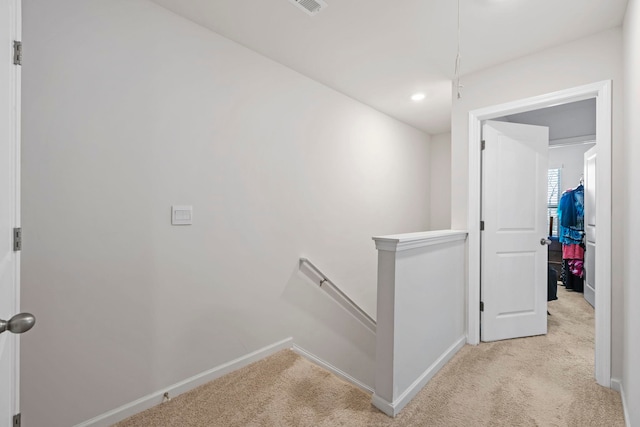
(299, 257), (376, 332)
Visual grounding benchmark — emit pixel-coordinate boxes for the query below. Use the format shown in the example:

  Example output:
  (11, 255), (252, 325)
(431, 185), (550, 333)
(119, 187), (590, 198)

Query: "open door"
(481, 121), (549, 342)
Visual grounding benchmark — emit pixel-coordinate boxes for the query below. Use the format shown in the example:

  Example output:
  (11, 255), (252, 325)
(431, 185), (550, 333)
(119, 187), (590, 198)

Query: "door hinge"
(480, 221), (485, 231)
(13, 413), (21, 427)
(13, 228), (21, 251)
(13, 41), (22, 66)
(481, 140), (486, 150)
(480, 301), (484, 312)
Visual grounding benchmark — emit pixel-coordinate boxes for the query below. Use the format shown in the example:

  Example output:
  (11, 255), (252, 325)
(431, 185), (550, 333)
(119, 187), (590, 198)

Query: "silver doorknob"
(540, 238), (552, 246)
(0, 313), (36, 334)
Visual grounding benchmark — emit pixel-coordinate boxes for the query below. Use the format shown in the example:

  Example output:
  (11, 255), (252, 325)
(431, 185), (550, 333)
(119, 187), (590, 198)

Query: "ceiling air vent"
(289, 0), (328, 16)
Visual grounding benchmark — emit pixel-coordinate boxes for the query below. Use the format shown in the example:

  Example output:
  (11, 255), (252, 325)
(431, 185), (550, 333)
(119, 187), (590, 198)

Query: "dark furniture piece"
(548, 237), (563, 280)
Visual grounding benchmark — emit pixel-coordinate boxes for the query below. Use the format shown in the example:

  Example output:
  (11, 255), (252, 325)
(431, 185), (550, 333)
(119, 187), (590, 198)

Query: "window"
(548, 168), (561, 236)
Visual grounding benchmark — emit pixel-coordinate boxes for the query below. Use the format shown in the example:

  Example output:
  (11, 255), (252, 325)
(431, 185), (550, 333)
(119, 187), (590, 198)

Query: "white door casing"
(481, 121), (549, 342)
(584, 146), (597, 308)
(1, 1), (21, 425)
(467, 81), (612, 387)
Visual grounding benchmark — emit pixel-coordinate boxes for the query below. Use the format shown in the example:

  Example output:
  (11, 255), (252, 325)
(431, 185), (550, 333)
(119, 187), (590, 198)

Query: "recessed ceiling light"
(411, 93), (426, 101)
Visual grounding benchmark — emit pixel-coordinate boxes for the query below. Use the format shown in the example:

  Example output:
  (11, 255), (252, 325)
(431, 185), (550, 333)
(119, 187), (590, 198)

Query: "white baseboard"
(291, 344), (374, 393)
(611, 377), (622, 392)
(371, 393), (396, 417)
(611, 379), (630, 427)
(74, 337), (294, 427)
(372, 335), (467, 417)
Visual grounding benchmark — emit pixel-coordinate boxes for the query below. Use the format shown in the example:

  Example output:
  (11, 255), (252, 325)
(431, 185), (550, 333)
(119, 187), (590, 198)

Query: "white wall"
(451, 28), (624, 379)
(429, 133), (452, 229)
(549, 143), (596, 191)
(623, 1), (639, 425)
(20, 1), (431, 426)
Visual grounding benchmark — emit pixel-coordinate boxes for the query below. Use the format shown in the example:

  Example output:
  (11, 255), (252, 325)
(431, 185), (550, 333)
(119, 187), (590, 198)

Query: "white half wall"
(372, 231), (468, 416)
(20, 1), (431, 426)
(623, 1), (640, 426)
(429, 133), (452, 230)
(451, 27), (624, 380)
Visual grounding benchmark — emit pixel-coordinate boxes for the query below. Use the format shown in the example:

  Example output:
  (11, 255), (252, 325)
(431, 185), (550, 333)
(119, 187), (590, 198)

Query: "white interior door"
(481, 121), (549, 342)
(1, 1), (21, 426)
(584, 146), (597, 308)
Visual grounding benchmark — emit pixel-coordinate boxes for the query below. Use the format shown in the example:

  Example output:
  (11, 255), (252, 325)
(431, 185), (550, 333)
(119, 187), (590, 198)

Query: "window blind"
(548, 168), (561, 236)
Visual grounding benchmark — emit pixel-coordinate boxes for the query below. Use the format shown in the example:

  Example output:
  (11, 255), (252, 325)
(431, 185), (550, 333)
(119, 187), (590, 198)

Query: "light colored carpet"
(114, 287), (625, 426)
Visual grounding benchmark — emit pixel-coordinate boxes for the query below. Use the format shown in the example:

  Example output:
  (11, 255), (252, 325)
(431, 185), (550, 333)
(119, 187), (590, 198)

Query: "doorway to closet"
(493, 98), (596, 309)
(467, 81), (612, 388)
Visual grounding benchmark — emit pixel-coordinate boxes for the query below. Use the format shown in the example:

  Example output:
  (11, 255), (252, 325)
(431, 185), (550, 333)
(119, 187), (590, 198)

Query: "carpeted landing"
(114, 287), (625, 426)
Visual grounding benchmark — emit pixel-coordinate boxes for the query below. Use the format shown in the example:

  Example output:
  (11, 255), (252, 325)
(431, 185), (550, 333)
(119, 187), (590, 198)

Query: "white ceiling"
(150, 0), (628, 135)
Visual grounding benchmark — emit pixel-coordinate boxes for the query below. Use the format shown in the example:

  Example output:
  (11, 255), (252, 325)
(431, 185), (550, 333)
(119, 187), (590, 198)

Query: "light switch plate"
(172, 205), (193, 225)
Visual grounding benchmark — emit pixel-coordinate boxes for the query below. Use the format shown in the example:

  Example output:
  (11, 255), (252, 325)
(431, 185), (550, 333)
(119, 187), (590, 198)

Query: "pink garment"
(569, 260), (584, 278)
(562, 244), (584, 260)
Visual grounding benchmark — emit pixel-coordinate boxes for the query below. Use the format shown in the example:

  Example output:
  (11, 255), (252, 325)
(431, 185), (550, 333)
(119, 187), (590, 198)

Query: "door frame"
(466, 80), (612, 387)
(3, 0), (22, 419)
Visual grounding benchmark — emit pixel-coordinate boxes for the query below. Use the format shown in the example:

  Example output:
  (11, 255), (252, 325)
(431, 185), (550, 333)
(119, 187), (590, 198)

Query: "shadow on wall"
(280, 261), (376, 389)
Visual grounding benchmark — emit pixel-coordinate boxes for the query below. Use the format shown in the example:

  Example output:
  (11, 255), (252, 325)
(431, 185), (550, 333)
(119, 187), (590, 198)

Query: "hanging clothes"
(562, 244), (584, 260)
(563, 259), (584, 292)
(557, 185), (584, 245)
(568, 260), (584, 278)
(557, 184), (585, 292)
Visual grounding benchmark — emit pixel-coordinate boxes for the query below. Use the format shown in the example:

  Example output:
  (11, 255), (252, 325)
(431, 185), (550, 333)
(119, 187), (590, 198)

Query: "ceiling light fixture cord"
(454, 0), (463, 99)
